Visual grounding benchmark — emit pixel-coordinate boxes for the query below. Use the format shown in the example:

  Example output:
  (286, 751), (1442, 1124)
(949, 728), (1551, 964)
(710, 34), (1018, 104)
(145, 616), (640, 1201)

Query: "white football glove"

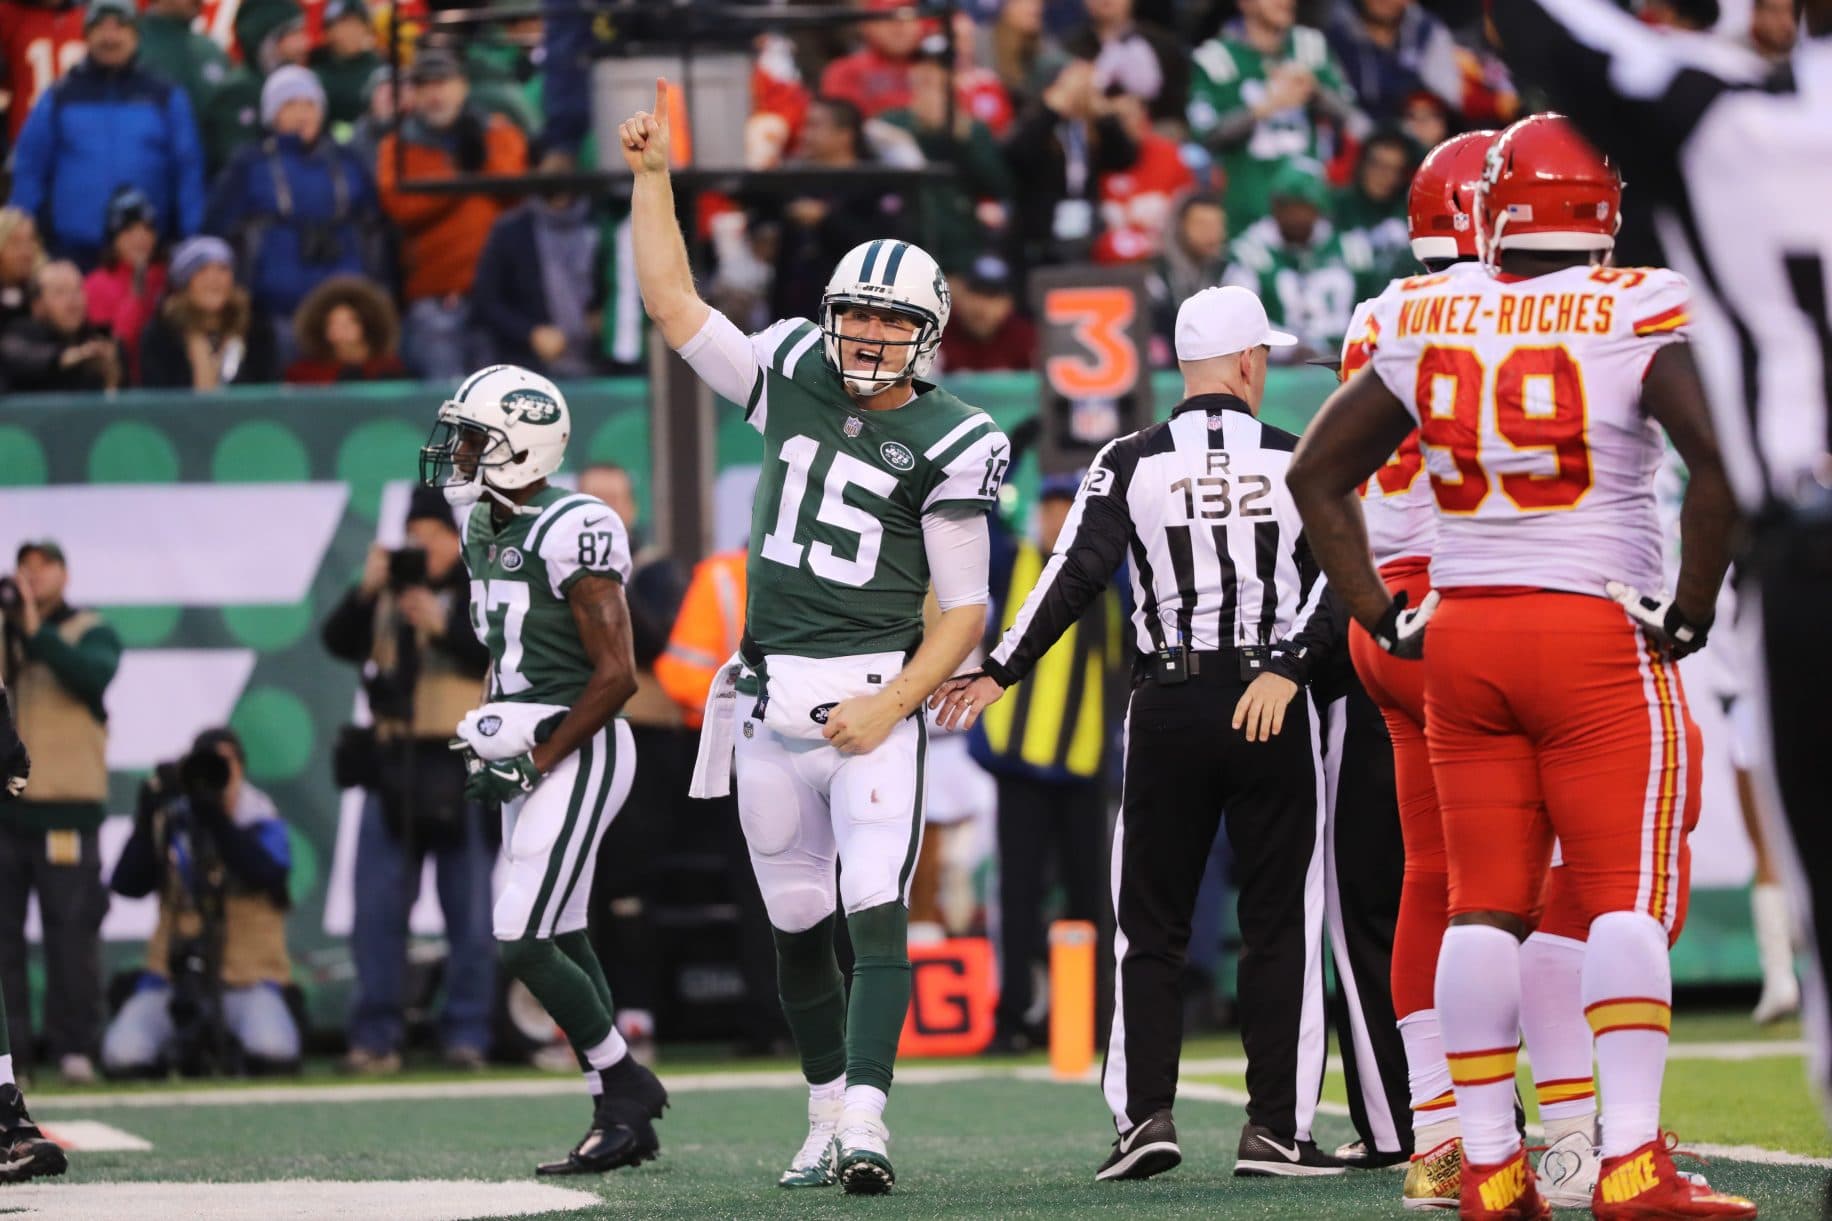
(453, 702), (565, 762)
(1606, 581), (1711, 659)
(1371, 590), (1439, 660)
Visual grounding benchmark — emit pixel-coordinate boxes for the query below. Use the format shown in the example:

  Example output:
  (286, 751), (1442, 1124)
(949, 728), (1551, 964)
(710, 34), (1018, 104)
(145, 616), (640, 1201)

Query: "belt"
(1131, 647), (1257, 686)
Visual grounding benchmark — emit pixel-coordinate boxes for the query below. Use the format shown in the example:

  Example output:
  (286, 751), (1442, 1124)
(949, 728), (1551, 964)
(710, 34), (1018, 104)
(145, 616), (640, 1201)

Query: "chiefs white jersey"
(1343, 264), (1486, 569)
(1366, 263), (1690, 597)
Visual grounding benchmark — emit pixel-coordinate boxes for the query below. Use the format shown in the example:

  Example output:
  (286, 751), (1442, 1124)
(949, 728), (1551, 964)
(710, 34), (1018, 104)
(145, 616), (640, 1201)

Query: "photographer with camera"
(0, 540), (121, 1087)
(102, 728), (299, 1076)
(322, 487), (493, 1072)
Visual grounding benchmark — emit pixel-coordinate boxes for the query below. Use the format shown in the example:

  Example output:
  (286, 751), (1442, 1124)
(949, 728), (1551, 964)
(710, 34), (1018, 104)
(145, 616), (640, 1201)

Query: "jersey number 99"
(1415, 344), (1593, 515)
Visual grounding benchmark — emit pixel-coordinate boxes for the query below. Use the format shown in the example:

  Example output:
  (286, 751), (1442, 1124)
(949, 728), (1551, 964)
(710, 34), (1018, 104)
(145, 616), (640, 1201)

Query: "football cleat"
(1234, 1122), (1349, 1177)
(0, 1084), (67, 1184)
(1461, 1146), (1551, 1219)
(534, 1057), (668, 1177)
(1337, 1137), (1412, 1170)
(836, 1110), (894, 1195)
(1592, 1135), (1755, 1219)
(1536, 1130), (1600, 1210)
(1403, 1137), (1462, 1211)
(779, 1097), (841, 1188)
(1096, 1110), (1181, 1182)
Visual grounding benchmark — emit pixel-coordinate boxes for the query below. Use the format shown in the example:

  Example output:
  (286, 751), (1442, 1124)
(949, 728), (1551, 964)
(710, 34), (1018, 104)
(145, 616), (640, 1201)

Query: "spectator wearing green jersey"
(1221, 162), (1386, 357)
(1187, 0), (1361, 230)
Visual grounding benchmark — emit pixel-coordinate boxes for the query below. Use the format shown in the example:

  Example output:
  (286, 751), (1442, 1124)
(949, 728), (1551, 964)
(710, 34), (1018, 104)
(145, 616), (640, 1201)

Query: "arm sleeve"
(922, 508), (991, 612)
(28, 621), (121, 704)
(109, 816), (159, 898)
(198, 801), (291, 905)
(8, 97), (51, 218)
(985, 443), (1133, 687)
(469, 221), (533, 346)
(538, 502), (633, 599)
(676, 311), (809, 433)
(1489, 0), (1760, 184)
(1266, 574), (1347, 687)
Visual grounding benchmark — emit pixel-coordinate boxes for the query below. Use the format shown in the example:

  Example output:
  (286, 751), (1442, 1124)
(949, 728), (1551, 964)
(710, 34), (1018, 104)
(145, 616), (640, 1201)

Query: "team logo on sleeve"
(879, 441), (916, 472)
(501, 548), (524, 571)
(501, 389), (563, 426)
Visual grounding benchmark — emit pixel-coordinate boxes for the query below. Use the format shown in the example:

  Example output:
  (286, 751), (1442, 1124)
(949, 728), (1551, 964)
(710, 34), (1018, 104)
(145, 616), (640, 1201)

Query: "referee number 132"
(1171, 474), (1272, 520)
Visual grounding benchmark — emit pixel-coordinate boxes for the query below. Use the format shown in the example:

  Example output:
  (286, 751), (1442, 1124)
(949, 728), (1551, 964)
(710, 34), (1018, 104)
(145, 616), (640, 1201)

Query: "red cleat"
(1459, 1146), (1551, 1219)
(1592, 1135), (1756, 1218)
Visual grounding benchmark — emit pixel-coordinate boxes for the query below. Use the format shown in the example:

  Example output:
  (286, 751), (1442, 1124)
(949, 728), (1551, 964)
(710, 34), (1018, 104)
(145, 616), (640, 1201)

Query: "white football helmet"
(420, 365), (571, 509)
(820, 239), (951, 398)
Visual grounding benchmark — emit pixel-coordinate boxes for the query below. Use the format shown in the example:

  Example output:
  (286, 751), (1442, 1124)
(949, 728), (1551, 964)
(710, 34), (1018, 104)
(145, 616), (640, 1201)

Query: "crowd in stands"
(0, 0), (1799, 392)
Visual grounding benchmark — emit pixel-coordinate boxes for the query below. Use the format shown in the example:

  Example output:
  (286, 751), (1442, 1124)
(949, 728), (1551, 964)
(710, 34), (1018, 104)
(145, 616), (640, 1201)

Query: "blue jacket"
(9, 56), (205, 262)
(204, 134), (387, 318)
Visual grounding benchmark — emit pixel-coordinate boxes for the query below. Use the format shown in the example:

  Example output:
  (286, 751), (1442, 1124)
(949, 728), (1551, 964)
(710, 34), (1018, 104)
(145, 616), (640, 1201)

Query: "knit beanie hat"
(262, 64), (327, 129)
(170, 236), (235, 290)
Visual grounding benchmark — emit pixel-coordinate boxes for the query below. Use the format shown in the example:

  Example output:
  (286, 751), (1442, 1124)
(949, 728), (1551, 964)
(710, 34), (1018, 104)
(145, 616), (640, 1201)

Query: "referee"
(934, 286), (1345, 1182)
(1492, 0), (1832, 1177)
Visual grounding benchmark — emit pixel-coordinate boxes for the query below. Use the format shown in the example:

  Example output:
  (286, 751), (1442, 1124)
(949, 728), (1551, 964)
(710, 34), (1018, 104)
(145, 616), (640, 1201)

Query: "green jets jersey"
(460, 486), (632, 706)
(739, 318), (1008, 661)
(1187, 24), (1352, 225)
(1223, 216), (1391, 353)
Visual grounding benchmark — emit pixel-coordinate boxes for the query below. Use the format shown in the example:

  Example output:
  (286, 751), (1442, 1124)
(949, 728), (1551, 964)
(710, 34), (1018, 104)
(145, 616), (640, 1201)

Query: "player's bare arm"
(622, 77), (711, 348)
(1641, 342), (1739, 625)
(826, 602), (987, 754)
(1287, 371), (1418, 632)
(529, 574), (638, 775)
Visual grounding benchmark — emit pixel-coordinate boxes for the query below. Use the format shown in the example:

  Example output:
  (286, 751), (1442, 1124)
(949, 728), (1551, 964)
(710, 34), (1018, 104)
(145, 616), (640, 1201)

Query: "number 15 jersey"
(1364, 263), (1691, 598)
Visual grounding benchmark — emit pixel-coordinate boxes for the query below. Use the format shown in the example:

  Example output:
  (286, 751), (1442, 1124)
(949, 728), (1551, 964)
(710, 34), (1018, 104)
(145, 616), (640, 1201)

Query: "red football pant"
(1351, 559), (1442, 1021)
(1424, 591), (1700, 936)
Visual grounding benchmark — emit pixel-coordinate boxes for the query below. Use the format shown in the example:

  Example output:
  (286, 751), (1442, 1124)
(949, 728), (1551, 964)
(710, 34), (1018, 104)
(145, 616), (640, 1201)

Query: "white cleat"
(1535, 1130), (1599, 1210)
(778, 1098), (842, 1188)
(836, 1110), (894, 1195)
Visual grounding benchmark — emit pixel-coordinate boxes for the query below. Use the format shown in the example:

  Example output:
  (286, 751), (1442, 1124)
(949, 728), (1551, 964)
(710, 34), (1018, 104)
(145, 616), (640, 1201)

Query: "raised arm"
(622, 77), (711, 348)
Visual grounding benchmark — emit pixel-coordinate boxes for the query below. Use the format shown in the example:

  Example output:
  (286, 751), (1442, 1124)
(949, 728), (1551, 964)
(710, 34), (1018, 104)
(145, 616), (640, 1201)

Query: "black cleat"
(536, 1096), (659, 1176)
(0, 1083), (67, 1184)
(599, 1055), (669, 1120)
(1096, 1109), (1181, 1182)
(1233, 1122), (1348, 1177)
(1333, 1137), (1412, 1170)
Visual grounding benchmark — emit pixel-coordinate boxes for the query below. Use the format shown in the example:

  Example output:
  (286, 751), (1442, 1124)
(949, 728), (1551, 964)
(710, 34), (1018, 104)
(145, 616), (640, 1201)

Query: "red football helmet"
(1407, 129), (1498, 264)
(1475, 113), (1622, 267)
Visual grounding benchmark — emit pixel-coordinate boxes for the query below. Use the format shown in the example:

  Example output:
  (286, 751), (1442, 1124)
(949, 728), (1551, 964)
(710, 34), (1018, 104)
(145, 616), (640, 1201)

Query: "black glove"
(1370, 589), (1440, 661)
(1606, 581), (1712, 660)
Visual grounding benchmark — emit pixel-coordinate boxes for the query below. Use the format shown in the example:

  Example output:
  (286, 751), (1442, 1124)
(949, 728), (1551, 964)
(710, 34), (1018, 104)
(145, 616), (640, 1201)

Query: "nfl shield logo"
(844, 416), (864, 438)
(486, 544), (496, 563)
(1207, 415), (1223, 431)
(743, 722), (755, 739)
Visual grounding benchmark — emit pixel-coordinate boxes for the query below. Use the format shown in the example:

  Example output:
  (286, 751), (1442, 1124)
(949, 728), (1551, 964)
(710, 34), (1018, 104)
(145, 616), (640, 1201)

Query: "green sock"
(773, 915), (848, 1086)
(554, 930), (616, 1069)
(844, 902), (910, 1094)
(499, 936), (614, 1053)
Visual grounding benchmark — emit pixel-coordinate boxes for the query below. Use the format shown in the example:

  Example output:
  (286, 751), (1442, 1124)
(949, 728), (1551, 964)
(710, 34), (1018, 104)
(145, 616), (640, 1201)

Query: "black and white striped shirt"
(1495, 0), (1832, 518)
(984, 395), (1324, 687)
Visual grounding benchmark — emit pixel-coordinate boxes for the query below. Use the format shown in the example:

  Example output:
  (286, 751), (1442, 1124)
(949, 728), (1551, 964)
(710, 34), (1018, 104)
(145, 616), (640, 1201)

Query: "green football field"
(7, 1011), (1828, 1220)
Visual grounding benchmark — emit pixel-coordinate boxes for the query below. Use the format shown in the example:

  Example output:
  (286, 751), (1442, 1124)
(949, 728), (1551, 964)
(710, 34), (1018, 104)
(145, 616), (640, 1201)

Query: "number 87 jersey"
(1363, 262), (1691, 597)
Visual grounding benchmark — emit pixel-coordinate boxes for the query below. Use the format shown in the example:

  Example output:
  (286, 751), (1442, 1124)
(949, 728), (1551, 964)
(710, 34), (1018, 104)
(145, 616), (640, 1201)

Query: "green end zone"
(18, 1028), (1831, 1221)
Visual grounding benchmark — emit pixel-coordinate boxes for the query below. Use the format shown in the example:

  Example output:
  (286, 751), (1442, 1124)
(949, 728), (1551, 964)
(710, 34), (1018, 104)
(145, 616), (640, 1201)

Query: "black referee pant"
(1752, 519), (1832, 1127)
(1317, 679), (1414, 1158)
(1104, 651), (1327, 1140)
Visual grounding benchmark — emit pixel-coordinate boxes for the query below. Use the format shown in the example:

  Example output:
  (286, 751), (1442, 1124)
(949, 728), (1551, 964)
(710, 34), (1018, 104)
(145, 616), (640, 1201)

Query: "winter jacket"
(469, 202), (607, 374)
(377, 111), (525, 303)
(137, 11), (231, 120)
(8, 55), (205, 264)
(139, 295), (279, 388)
(205, 133), (387, 319)
(84, 260), (168, 381)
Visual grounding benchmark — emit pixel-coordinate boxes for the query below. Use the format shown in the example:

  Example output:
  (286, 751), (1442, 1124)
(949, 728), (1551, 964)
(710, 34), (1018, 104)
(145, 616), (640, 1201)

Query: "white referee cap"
(1175, 286), (1299, 361)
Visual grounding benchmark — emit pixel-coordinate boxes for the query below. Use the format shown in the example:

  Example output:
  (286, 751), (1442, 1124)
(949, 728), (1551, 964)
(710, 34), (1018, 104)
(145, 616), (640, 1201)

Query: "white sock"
(0, 1053), (12, 1086)
(583, 1028), (629, 1072)
(1519, 932), (1597, 1133)
(1583, 911), (1671, 1159)
(1398, 1008), (1458, 1132)
(1436, 924), (1522, 1166)
(584, 1070), (603, 1097)
(843, 1084), (888, 1121)
(809, 1075), (846, 1107)
(1752, 883), (1797, 989)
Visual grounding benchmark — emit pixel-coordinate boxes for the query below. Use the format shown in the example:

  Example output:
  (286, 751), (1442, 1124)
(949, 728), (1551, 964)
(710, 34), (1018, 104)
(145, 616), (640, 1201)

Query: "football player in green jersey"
(420, 364), (668, 1176)
(622, 80), (1005, 1195)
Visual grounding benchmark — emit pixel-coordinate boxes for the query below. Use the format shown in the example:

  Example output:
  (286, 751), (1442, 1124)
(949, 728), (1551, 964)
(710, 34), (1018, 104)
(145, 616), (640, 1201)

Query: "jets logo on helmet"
(419, 365), (573, 510)
(820, 239), (951, 399)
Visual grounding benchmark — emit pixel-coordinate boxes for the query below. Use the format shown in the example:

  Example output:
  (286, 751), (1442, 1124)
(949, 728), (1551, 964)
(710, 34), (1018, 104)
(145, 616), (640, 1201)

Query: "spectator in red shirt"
(938, 253), (1036, 373)
(818, 0), (927, 118)
(1093, 91), (1196, 264)
(284, 273), (405, 383)
(83, 187), (166, 382)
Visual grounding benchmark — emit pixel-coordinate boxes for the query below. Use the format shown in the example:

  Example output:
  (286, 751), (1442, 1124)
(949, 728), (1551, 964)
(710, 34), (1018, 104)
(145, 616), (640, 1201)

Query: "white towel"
(688, 654), (744, 798)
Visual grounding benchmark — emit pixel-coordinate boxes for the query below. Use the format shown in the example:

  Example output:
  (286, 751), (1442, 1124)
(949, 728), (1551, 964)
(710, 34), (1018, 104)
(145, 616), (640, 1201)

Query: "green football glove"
(461, 749), (541, 803)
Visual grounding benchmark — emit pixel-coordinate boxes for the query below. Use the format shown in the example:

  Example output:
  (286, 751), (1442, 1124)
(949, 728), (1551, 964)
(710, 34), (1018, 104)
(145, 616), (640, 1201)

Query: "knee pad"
(762, 882), (835, 935)
(739, 794), (801, 857)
